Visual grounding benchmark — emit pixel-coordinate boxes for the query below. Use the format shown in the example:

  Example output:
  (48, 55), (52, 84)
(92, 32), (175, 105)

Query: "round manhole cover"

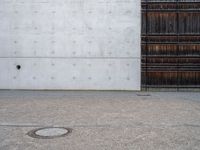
(27, 127), (71, 139)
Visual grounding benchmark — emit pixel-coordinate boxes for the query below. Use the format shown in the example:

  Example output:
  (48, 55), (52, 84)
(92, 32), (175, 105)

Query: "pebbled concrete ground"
(0, 91), (200, 150)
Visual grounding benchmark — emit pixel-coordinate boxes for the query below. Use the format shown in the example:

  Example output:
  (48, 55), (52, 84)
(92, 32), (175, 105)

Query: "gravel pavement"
(0, 91), (200, 150)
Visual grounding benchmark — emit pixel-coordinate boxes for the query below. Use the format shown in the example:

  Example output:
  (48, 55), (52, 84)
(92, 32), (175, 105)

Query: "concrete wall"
(0, 0), (141, 90)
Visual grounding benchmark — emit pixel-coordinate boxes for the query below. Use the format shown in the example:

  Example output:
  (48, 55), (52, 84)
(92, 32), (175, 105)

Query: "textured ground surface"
(0, 91), (200, 150)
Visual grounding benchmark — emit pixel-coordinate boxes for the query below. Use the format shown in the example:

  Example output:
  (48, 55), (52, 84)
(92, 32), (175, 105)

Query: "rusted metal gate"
(142, 0), (200, 90)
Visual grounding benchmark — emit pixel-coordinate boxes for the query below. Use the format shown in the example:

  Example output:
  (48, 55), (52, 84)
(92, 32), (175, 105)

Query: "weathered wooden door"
(142, 0), (200, 90)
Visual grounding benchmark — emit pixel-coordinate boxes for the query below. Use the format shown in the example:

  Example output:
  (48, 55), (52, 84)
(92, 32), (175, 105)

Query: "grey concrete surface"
(0, 0), (140, 90)
(0, 91), (200, 150)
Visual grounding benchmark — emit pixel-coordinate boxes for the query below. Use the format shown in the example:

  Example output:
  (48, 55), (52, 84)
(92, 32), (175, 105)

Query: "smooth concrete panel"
(0, 58), (140, 90)
(0, 0), (141, 90)
(0, 34), (139, 58)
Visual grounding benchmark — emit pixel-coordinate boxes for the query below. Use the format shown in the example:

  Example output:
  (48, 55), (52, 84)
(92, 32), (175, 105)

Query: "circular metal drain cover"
(27, 127), (71, 139)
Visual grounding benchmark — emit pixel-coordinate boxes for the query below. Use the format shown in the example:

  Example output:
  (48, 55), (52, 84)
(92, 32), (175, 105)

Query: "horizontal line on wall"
(141, 55), (200, 58)
(0, 57), (141, 59)
(142, 34), (200, 36)
(142, 9), (200, 13)
(142, 85), (200, 89)
(141, 42), (200, 46)
(142, 70), (200, 72)
(141, 2), (200, 4)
